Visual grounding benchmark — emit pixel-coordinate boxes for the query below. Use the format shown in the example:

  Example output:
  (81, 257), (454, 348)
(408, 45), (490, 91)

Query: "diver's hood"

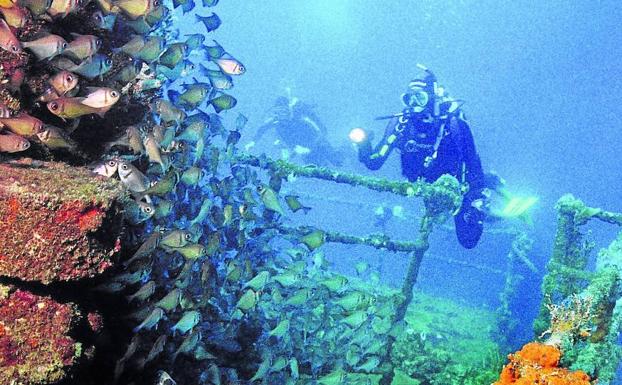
(402, 67), (438, 109)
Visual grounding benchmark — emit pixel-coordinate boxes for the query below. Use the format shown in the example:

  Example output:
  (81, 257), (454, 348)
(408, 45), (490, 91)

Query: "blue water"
(154, 0), (622, 373)
(160, 0), (622, 374)
(177, 1), (622, 349)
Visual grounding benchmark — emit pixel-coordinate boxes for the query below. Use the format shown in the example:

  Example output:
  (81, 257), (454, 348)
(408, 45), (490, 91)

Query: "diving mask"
(402, 89), (429, 108)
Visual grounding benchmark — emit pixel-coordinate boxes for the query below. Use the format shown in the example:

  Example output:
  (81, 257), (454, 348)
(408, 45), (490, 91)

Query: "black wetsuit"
(358, 101), (487, 248)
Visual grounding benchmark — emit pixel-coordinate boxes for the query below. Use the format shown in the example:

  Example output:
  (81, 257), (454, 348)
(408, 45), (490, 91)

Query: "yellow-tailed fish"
(139, 169), (179, 197)
(138, 335), (166, 371)
(172, 329), (201, 361)
(91, 11), (117, 31)
(0, 19), (21, 54)
(284, 288), (311, 306)
(48, 70), (78, 96)
(160, 229), (192, 248)
(126, 280), (156, 303)
(144, 132), (167, 172)
(175, 243), (206, 259)
(155, 371), (176, 385)
(127, 125), (145, 154)
(118, 160), (150, 193)
(301, 229), (325, 250)
(320, 275), (348, 292)
(122, 229), (162, 268)
(0, 6), (30, 28)
(64, 33), (102, 61)
(268, 319), (289, 338)
(158, 42), (187, 69)
(93, 0), (119, 14)
(225, 259), (241, 282)
(272, 272), (300, 287)
(177, 119), (207, 143)
(290, 358), (299, 380)
(151, 99), (185, 125)
(0, 131), (30, 153)
(204, 232), (221, 257)
(193, 137), (205, 165)
(123, 199), (154, 225)
(171, 0), (193, 14)
(250, 357), (271, 382)
(168, 82), (210, 110)
(190, 198), (212, 226)
(208, 93), (237, 113)
(112, 60), (141, 84)
(371, 317), (391, 335)
(0, 0), (17, 8)
(236, 289), (258, 312)
(199, 64), (233, 90)
(144, 4), (167, 25)
(47, 0), (81, 18)
(184, 33), (204, 50)
(53, 54), (112, 80)
(132, 307), (165, 332)
(244, 271), (269, 291)
(195, 12), (220, 32)
(222, 204), (233, 226)
(318, 369), (347, 385)
(271, 356), (288, 373)
(114, 34), (145, 57)
(170, 310), (200, 335)
(0, 114), (44, 137)
(355, 261), (369, 275)
(154, 288), (182, 312)
(284, 195), (311, 214)
(154, 199), (173, 219)
(271, 288), (283, 305)
(37, 124), (78, 151)
(335, 291), (371, 312)
(115, 0), (158, 20)
(23, 34), (67, 60)
(47, 97), (108, 120)
(342, 310), (368, 329)
(181, 166), (203, 186)
(22, 0), (53, 16)
(202, 39), (225, 60)
(257, 184), (284, 215)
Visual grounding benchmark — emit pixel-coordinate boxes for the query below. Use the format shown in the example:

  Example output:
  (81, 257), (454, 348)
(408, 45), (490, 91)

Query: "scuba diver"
(250, 94), (344, 166)
(351, 65), (500, 249)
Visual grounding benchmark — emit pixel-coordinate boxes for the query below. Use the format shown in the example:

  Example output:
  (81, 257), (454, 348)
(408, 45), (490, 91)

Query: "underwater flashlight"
(349, 128), (367, 143)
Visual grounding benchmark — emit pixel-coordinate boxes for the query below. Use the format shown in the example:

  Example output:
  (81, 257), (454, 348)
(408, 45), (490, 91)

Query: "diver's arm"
(304, 110), (328, 136)
(357, 117), (399, 170)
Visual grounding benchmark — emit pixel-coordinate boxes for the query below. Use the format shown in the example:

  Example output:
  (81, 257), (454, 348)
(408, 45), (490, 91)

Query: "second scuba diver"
(250, 95), (344, 167)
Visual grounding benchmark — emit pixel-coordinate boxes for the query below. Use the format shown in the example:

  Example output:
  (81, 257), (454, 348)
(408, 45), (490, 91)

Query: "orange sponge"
(494, 343), (591, 385)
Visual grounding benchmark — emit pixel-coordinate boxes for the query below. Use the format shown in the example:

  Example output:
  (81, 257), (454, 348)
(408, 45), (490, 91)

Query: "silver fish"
(92, 158), (119, 177)
(118, 160), (150, 193)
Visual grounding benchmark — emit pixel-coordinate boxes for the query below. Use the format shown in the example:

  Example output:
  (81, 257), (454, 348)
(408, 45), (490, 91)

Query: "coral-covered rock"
(494, 342), (591, 385)
(0, 160), (125, 283)
(0, 286), (82, 384)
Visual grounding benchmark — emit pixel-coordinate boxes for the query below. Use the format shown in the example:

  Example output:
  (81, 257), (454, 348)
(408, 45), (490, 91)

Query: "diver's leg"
(454, 191), (485, 249)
